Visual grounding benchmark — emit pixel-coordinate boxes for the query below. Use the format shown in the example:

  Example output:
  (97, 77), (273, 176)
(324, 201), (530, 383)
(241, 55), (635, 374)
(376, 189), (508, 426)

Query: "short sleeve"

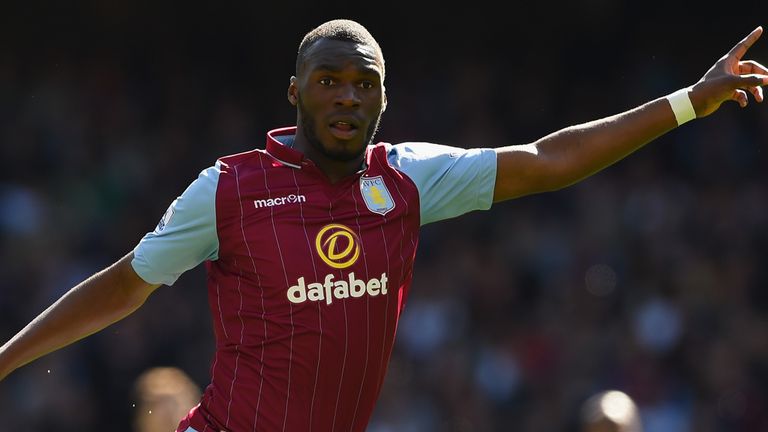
(387, 142), (497, 225)
(131, 163), (221, 285)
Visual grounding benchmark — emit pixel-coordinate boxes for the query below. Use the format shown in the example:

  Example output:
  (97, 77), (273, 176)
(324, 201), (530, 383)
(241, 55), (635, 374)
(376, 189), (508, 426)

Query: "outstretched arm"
(493, 26), (768, 202)
(0, 252), (160, 380)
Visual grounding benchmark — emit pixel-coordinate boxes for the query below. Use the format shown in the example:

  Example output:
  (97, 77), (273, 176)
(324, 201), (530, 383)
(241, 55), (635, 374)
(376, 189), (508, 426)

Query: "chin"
(323, 148), (365, 162)
(319, 136), (367, 162)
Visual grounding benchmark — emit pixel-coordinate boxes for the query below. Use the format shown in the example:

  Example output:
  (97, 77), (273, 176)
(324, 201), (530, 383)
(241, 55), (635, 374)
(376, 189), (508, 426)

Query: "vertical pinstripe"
(382, 165), (417, 393)
(372, 161), (396, 383)
(349, 185), (372, 430)
(205, 281), (223, 417)
(252, 157), (269, 431)
(258, 161), (297, 432)
(386, 166), (417, 278)
(388, 165), (416, 345)
(329, 199), (349, 432)
(376, 220), (392, 380)
(177, 137), (426, 432)
(226, 165), (249, 428)
(290, 169), (323, 432)
(308, 296), (324, 432)
(215, 281), (229, 339)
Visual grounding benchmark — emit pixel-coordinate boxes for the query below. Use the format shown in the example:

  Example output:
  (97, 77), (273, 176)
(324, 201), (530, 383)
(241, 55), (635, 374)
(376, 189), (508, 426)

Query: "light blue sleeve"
(131, 163), (221, 285)
(387, 142), (497, 226)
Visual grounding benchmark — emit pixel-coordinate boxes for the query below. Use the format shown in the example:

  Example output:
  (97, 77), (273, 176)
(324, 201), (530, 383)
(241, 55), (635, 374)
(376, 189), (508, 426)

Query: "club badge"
(360, 176), (395, 215)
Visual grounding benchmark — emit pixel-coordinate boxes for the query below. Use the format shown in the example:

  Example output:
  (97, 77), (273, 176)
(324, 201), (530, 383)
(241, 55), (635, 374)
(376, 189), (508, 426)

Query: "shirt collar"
(266, 126), (303, 168)
(265, 125), (372, 173)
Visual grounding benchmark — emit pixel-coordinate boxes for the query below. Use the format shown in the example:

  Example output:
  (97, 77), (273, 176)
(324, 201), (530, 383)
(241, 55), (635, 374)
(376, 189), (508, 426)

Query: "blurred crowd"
(1, 2), (768, 431)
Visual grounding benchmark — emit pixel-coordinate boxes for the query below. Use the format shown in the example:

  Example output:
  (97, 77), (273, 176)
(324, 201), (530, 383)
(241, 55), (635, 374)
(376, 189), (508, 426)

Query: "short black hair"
(296, 19), (385, 79)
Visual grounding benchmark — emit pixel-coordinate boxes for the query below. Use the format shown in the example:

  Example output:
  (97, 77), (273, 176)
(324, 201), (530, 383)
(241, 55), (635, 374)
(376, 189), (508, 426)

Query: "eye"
(359, 81), (374, 89)
(319, 77), (334, 86)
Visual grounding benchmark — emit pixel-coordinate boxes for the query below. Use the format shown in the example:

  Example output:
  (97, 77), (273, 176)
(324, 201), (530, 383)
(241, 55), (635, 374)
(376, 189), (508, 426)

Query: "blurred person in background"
(133, 367), (201, 432)
(580, 390), (643, 432)
(1, 17), (766, 432)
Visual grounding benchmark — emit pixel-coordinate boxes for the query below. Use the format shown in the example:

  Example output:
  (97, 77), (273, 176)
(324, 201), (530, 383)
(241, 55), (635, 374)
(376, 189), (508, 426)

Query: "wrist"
(666, 88), (697, 126)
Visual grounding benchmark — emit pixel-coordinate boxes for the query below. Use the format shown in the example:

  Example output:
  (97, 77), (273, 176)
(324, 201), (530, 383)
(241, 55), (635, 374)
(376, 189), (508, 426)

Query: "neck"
(293, 138), (365, 184)
(311, 152), (365, 184)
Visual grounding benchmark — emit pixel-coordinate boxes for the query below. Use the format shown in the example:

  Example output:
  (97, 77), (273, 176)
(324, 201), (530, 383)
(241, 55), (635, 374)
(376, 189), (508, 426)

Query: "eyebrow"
(313, 63), (381, 76)
(313, 63), (343, 73)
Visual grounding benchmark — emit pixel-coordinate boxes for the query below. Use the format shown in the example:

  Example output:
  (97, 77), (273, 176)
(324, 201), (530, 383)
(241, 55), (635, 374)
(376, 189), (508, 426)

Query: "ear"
(381, 88), (387, 112)
(287, 76), (298, 106)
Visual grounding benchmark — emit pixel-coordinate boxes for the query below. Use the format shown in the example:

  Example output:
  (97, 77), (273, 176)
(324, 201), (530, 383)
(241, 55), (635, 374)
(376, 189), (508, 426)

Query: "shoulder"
(216, 148), (270, 175)
(385, 142), (466, 167)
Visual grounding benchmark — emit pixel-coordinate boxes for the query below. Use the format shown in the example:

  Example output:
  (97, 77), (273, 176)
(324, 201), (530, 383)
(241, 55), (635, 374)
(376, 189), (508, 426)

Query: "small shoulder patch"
(156, 202), (176, 232)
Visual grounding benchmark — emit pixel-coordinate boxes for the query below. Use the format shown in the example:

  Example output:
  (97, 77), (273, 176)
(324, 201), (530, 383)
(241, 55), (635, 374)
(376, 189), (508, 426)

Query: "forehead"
(301, 38), (383, 76)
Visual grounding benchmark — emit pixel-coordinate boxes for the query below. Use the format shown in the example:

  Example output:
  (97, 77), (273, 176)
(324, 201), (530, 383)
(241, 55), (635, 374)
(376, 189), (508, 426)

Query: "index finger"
(728, 26), (764, 60)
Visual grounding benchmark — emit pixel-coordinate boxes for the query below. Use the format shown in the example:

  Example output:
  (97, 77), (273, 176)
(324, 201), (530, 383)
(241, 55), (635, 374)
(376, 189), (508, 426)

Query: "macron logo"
(254, 194), (307, 209)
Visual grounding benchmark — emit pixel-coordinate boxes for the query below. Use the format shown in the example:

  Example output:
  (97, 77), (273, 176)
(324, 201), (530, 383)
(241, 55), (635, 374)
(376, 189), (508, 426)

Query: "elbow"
(493, 145), (579, 201)
(106, 254), (160, 313)
(493, 175), (564, 202)
(534, 152), (587, 193)
(524, 158), (577, 195)
(540, 174), (579, 193)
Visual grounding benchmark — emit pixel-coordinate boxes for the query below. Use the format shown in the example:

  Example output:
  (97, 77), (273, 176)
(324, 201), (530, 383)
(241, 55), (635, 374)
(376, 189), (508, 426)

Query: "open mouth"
(329, 121), (359, 140)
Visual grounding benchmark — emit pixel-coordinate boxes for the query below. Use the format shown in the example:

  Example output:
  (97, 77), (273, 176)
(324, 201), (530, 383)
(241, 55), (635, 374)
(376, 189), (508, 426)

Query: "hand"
(690, 26), (768, 117)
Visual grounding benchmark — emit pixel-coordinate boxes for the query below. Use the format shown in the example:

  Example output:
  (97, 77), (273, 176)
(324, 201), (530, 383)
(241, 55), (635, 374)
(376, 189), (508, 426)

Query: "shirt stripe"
(252, 156), (270, 430)
(227, 166), (249, 428)
(329, 200), (349, 432)
(290, 168), (323, 432)
(165, 134), (493, 431)
(349, 184), (371, 430)
(260, 161), (296, 432)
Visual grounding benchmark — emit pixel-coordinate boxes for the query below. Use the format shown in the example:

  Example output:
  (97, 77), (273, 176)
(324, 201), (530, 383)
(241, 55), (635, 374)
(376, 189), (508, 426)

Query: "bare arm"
(0, 252), (161, 380)
(493, 26), (768, 202)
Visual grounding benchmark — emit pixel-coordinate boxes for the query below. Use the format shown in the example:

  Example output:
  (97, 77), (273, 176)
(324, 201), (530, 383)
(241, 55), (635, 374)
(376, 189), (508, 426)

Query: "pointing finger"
(728, 26), (763, 61)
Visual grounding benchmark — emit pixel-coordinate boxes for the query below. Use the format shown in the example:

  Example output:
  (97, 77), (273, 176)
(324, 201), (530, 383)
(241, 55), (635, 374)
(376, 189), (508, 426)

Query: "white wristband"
(666, 88), (696, 126)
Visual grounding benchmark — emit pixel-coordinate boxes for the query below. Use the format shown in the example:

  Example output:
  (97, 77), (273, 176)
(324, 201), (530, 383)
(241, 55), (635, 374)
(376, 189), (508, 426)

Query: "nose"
(335, 83), (361, 107)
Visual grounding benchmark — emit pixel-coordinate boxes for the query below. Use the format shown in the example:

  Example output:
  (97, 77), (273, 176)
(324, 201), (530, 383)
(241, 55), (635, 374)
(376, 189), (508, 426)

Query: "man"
(1, 19), (766, 431)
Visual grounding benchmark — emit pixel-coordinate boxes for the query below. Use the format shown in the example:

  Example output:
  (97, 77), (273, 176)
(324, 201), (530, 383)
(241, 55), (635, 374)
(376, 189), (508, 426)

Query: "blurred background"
(1, 1), (767, 431)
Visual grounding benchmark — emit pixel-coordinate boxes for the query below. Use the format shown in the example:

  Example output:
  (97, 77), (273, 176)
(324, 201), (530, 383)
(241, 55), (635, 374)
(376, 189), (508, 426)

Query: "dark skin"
(0, 27), (766, 385)
(288, 29), (768, 198)
(492, 27), (768, 202)
(287, 38), (387, 183)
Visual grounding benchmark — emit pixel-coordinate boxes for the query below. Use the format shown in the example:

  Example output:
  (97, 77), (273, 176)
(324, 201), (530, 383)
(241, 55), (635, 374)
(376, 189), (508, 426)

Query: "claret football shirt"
(131, 126), (496, 432)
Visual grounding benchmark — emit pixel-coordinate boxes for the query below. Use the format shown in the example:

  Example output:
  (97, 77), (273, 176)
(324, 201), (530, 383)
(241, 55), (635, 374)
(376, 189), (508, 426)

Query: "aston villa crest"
(360, 175), (395, 215)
